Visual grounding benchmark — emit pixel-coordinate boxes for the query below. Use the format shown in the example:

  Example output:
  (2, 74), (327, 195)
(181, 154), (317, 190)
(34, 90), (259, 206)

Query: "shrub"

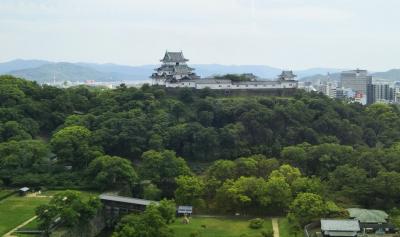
(249, 218), (264, 229)
(190, 231), (200, 237)
(261, 230), (274, 237)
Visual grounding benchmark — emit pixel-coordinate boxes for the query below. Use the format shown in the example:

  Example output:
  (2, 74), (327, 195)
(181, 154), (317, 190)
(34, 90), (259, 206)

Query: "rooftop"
(19, 187), (29, 192)
(347, 208), (388, 223)
(321, 219), (360, 232)
(161, 51), (188, 63)
(99, 194), (157, 206)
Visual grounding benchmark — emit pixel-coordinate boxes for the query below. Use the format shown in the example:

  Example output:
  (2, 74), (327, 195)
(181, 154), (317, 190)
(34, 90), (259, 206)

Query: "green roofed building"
(347, 208), (388, 223)
(347, 208), (397, 233)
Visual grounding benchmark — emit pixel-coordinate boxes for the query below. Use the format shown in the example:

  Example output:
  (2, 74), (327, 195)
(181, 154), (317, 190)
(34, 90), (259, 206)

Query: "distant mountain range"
(0, 59), (399, 84)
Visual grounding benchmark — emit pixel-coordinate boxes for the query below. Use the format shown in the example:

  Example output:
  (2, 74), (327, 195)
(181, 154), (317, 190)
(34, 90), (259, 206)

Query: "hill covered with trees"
(1, 74), (400, 233)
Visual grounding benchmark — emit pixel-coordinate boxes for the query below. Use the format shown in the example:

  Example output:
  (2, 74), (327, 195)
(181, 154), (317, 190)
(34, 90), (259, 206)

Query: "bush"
(190, 231), (200, 237)
(261, 230), (274, 237)
(249, 218), (264, 229)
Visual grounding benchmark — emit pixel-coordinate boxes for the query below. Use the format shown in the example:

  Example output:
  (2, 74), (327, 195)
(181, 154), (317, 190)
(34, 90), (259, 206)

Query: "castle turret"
(151, 51), (199, 85)
(278, 71), (297, 81)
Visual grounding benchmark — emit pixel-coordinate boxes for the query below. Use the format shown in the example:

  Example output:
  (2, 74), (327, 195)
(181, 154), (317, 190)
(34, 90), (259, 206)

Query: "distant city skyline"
(1, 0), (400, 71)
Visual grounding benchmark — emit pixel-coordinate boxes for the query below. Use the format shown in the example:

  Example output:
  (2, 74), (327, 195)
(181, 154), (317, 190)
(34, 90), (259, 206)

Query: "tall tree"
(86, 155), (138, 191)
(50, 126), (102, 169)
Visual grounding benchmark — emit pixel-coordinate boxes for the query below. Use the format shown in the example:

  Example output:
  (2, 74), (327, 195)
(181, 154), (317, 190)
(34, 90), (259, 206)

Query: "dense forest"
(2, 74), (400, 234)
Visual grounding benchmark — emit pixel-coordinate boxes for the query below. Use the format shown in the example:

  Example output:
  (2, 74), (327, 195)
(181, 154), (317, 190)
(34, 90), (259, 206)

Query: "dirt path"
(3, 215), (37, 237)
(272, 218), (280, 237)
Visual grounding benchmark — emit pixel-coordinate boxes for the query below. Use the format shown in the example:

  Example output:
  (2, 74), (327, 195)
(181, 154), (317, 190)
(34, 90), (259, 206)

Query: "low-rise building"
(320, 219), (360, 237)
(347, 208), (397, 233)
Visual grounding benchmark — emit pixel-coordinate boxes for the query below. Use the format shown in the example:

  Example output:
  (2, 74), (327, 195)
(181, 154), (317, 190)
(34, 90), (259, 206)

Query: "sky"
(0, 0), (399, 70)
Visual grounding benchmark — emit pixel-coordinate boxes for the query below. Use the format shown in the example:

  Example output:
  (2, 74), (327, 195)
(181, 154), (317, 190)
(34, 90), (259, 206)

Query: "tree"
(191, 126), (219, 160)
(373, 171), (400, 208)
(287, 193), (326, 228)
(253, 156), (280, 179)
(216, 177), (269, 214)
(139, 150), (191, 196)
(265, 177), (292, 211)
(85, 155), (138, 191)
(205, 160), (236, 181)
(0, 83), (25, 106)
(112, 204), (173, 237)
(50, 126), (101, 169)
(36, 191), (102, 233)
(0, 139), (49, 171)
(269, 164), (301, 185)
(291, 177), (323, 197)
(157, 199), (176, 224)
(175, 175), (204, 205)
(327, 165), (370, 204)
(142, 183), (162, 200)
(0, 121), (31, 142)
(235, 157), (258, 177)
(281, 144), (309, 173)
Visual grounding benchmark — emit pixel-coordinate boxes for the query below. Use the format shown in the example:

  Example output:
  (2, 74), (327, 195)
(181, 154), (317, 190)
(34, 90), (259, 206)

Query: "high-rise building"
(318, 81), (337, 99)
(341, 69), (372, 104)
(367, 83), (392, 104)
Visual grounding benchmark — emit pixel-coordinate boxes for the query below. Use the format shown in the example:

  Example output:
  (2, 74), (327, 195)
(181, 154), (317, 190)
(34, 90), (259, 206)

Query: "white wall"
(165, 81), (298, 89)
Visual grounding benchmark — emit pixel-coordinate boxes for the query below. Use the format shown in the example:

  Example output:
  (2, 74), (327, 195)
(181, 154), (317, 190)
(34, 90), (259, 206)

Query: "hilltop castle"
(151, 51), (298, 90)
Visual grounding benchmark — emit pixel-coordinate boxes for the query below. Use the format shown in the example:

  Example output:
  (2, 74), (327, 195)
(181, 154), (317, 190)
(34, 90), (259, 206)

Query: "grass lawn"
(171, 216), (273, 237)
(0, 195), (51, 236)
(0, 188), (15, 198)
(0, 190), (99, 236)
(278, 218), (303, 237)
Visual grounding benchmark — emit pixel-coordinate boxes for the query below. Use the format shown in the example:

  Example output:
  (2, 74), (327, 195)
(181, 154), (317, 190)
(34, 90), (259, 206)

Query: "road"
(3, 215), (37, 237)
(272, 218), (280, 237)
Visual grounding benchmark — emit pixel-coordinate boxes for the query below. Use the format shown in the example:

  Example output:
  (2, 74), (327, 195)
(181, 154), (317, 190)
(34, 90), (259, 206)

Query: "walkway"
(4, 215), (37, 237)
(272, 218), (280, 237)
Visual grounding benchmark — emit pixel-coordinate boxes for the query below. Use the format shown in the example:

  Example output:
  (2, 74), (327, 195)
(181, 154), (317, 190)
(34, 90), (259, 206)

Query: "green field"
(171, 216), (273, 237)
(0, 190), (99, 236)
(0, 189), (15, 198)
(0, 195), (50, 235)
(278, 218), (303, 237)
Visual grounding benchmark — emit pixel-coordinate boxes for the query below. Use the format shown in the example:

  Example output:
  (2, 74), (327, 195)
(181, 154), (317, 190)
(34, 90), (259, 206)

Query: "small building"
(177, 206), (193, 216)
(100, 194), (158, 214)
(19, 187), (29, 196)
(347, 208), (396, 233)
(320, 219), (360, 237)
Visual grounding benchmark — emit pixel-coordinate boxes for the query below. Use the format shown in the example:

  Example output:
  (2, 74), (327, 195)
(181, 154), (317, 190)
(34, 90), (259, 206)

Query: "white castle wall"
(165, 80), (297, 90)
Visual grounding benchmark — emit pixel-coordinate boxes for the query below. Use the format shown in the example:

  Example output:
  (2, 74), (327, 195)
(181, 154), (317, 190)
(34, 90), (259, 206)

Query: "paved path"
(4, 215), (37, 237)
(272, 218), (280, 237)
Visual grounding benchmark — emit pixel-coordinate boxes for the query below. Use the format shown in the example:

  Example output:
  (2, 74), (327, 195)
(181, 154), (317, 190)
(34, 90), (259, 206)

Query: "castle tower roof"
(161, 51), (189, 63)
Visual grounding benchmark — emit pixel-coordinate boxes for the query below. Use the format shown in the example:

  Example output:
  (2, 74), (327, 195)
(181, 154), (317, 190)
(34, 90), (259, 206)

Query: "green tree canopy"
(85, 155), (138, 191)
(175, 175), (204, 206)
(139, 150), (191, 196)
(112, 204), (173, 237)
(50, 126), (102, 169)
(36, 190), (102, 233)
